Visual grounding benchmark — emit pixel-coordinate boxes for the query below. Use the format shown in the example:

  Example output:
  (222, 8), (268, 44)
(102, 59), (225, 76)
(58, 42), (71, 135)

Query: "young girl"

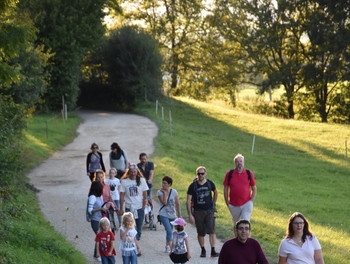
(170, 218), (191, 264)
(95, 217), (116, 264)
(106, 168), (121, 226)
(120, 212), (141, 264)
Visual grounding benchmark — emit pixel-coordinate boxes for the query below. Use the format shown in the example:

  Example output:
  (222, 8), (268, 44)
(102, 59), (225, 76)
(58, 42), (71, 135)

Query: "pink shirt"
(223, 169), (256, 206)
(102, 184), (111, 203)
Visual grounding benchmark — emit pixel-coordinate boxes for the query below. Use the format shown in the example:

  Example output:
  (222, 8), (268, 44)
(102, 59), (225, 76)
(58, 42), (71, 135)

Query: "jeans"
(91, 220), (99, 257)
(160, 215), (175, 242)
(147, 185), (153, 201)
(122, 253), (138, 264)
(101, 255), (115, 264)
(126, 208), (145, 240)
(114, 200), (122, 225)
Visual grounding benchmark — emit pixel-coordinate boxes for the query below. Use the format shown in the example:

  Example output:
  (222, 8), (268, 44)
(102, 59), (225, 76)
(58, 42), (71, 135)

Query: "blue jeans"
(91, 220), (99, 257)
(122, 253), (138, 264)
(101, 255), (115, 264)
(114, 200), (122, 225)
(126, 208), (145, 240)
(160, 215), (175, 242)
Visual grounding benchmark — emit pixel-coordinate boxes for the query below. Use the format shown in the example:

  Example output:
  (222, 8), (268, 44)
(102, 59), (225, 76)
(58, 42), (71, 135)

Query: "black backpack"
(228, 169), (251, 183)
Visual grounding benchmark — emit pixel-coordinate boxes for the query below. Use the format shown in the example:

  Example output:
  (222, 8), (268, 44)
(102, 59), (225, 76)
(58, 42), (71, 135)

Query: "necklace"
(293, 238), (303, 247)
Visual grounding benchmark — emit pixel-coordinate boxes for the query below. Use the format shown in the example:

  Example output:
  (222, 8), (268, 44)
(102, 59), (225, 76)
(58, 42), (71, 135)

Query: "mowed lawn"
(136, 97), (350, 264)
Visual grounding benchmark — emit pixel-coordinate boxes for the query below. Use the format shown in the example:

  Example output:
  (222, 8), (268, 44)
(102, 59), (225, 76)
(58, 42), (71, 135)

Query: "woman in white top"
(278, 212), (325, 264)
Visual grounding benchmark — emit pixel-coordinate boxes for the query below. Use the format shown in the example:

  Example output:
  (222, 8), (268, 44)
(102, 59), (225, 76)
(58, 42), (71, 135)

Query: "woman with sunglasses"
(157, 176), (181, 253)
(86, 143), (105, 181)
(278, 212), (325, 264)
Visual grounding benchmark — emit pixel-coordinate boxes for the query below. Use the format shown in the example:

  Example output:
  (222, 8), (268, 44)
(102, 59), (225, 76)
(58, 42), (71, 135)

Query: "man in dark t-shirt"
(186, 166), (219, 258)
(137, 153), (154, 200)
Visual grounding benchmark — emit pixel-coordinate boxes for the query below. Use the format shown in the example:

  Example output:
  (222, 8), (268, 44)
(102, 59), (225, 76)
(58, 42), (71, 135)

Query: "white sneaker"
(96, 257), (102, 262)
(165, 245), (171, 253)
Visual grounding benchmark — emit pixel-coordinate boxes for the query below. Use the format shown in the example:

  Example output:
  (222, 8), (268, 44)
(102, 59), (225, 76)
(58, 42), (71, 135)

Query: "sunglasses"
(197, 172), (205, 176)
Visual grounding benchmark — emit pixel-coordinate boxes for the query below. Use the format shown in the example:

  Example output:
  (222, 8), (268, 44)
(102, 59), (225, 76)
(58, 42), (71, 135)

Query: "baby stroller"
(145, 199), (157, 230)
(102, 202), (117, 234)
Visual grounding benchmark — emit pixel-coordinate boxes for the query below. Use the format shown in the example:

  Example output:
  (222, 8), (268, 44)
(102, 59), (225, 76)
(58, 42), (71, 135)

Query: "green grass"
(135, 96), (350, 264)
(0, 113), (86, 264)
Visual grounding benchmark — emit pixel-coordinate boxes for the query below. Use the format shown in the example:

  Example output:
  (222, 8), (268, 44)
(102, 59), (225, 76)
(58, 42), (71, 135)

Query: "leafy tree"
(80, 26), (163, 109)
(19, 0), (106, 110)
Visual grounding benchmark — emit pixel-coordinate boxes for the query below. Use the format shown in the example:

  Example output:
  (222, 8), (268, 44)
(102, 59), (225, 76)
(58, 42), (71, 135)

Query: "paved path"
(28, 110), (223, 264)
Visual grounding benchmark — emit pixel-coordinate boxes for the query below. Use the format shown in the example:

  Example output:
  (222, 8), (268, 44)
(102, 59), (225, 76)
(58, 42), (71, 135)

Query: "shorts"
(193, 209), (215, 236)
(228, 200), (253, 224)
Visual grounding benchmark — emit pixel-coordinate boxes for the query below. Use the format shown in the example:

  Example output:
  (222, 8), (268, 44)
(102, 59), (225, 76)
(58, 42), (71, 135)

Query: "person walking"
(109, 142), (129, 179)
(278, 212), (325, 264)
(169, 218), (191, 264)
(119, 164), (148, 240)
(157, 176), (181, 253)
(120, 212), (141, 264)
(86, 143), (106, 182)
(95, 217), (117, 264)
(218, 219), (269, 264)
(223, 153), (256, 235)
(186, 166), (219, 258)
(137, 153), (154, 201)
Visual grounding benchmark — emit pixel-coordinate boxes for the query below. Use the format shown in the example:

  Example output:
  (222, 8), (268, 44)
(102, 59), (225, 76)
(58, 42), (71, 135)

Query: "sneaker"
(165, 245), (171, 253)
(200, 249), (206, 258)
(211, 251), (219, 257)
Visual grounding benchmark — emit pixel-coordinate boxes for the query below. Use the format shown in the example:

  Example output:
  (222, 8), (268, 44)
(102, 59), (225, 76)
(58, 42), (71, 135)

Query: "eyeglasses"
(92, 147), (98, 149)
(162, 181), (169, 184)
(237, 227), (250, 231)
(197, 172), (205, 176)
(293, 222), (305, 226)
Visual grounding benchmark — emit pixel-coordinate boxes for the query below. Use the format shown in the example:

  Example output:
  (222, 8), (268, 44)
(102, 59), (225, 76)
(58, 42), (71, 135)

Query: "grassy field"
(135, 96), (350, 264)
(0, 113), (86, 264)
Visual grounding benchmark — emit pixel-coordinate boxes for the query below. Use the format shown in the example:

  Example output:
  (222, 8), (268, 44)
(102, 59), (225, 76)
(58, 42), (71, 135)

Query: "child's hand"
(187, 252), (191, 259)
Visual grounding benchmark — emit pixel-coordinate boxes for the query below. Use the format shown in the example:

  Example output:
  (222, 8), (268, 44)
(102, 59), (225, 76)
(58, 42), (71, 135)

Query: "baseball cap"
(170, 218), (187, 226)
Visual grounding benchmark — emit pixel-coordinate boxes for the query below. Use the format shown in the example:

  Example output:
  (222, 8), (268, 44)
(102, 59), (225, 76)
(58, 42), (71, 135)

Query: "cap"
(170, 218), (187, 226)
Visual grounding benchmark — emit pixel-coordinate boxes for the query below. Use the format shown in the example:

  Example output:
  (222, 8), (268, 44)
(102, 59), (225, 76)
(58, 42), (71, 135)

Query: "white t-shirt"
(172, 231), (188, 254)
(106, 178), (120, 200)
(120, 177), (149, 209)
(119, 226), (137, 255)
(278, 235), (322, 264)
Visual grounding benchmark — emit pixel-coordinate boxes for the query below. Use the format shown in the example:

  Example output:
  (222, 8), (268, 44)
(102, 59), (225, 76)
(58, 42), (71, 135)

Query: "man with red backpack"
(223, 154), (257, 236)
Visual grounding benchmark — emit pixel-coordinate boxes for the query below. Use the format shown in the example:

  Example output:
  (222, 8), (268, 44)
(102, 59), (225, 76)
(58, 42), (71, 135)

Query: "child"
(106, 168), (122, 226)
(120, 212), (141, 264)
(95, 217), (116, 264)
(170, 218), (191, 264)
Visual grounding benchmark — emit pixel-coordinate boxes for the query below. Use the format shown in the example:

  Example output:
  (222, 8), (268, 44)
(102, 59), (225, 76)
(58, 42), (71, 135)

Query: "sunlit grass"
(136, 96), (350, 264)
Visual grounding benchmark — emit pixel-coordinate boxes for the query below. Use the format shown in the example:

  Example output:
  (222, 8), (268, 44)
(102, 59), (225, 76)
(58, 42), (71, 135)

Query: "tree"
(80, 26), (163, 109)
(19, 0), (106, 110)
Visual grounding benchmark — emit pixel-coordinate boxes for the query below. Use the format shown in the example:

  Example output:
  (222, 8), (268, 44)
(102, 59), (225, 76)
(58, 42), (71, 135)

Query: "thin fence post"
(45, 120), (48, 139)
(162, 106), (164, 120)
(251, 135), (256, 154)
(156, 100), (158, 115)
(62, 96), (65, 120)
(169, 110), (172, 136)
(64, 104), (67, 120)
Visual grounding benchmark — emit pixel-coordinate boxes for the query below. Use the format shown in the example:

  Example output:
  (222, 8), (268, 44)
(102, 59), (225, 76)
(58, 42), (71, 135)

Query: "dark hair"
(111, 142), (121, 152)
(175, 225), (184, 232)
(162, 176), (173, 186)
(286, 212), (313, 242)
(235, 219), (251, 230)
(88, 181), (103, 197)
(139, 153), (147, 159)
(91, 143), (98, 150)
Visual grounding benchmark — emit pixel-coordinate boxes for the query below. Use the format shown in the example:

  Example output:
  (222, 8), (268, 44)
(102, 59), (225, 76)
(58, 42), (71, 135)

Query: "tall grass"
(135, 97), (350, 264)
(0, 113), (86, 264)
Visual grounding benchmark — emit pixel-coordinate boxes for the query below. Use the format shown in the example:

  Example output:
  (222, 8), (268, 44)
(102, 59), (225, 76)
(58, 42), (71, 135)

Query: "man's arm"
(212, 188), (218, 205)
(250, 185), (257, 202)
(186, 194), (195, 224)
(148, 169), (154, 184)
(224, 185), (230, 206)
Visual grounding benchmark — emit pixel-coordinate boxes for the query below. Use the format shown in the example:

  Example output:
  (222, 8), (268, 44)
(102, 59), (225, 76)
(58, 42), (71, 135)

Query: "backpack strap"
(228, 169), (251, 182)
